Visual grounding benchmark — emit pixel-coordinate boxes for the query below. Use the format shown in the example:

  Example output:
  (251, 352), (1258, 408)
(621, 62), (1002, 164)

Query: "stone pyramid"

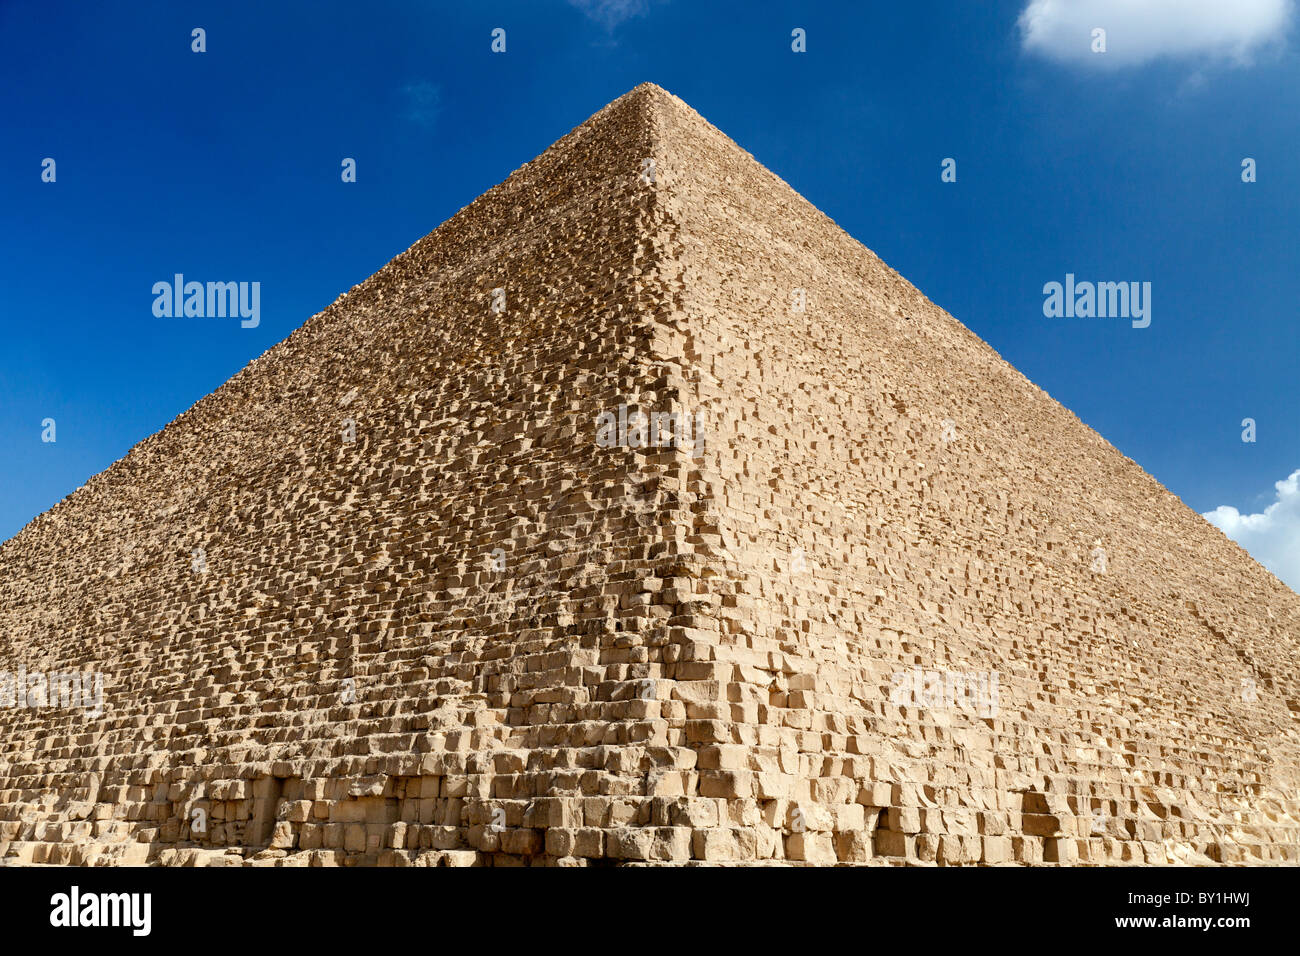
(2, 84), (1298, 867)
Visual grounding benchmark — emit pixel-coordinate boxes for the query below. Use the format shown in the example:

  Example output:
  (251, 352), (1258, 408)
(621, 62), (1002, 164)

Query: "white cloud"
(1018, 0), (1294, 68)
(568, 0), (657, 31)
(1204, 469), (1300, 592)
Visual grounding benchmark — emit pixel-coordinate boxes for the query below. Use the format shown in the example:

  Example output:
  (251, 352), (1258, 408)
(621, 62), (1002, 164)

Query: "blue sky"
(2, 0), (1298, 587)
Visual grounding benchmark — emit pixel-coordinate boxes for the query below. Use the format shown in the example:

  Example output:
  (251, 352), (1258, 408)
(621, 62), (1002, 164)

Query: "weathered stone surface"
(1, 84), (1298, 867)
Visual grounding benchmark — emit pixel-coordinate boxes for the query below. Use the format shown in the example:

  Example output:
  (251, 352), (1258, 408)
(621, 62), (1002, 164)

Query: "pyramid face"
(2, 85), (1298, 867)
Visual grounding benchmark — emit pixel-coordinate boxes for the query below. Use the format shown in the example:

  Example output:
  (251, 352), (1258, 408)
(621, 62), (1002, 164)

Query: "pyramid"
(2, 84), (1298, 867)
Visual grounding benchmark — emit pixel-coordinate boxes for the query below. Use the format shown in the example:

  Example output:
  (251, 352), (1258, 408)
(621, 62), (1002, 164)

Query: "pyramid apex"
(613, 81), (680, 110)
(597, 82), (706, 138)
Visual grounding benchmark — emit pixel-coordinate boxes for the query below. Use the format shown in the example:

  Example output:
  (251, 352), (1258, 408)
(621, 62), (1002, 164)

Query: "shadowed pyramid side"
(0, 85), (711, 866)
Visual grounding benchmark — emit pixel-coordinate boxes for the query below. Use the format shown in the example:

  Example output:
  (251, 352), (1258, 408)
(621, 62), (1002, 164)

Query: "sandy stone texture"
(1, 84), (1297, 866)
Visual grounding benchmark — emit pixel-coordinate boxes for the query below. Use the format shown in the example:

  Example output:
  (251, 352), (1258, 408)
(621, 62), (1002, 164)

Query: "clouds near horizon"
(1204, 469), (1300, 593)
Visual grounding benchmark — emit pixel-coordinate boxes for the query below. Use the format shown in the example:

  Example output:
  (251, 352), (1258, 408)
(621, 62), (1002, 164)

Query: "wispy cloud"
(1018, 0), (1294, 68)
(568, 0), (659, 31)
(1204, 468), (1300, 592)
(401, 81), (442, 128)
